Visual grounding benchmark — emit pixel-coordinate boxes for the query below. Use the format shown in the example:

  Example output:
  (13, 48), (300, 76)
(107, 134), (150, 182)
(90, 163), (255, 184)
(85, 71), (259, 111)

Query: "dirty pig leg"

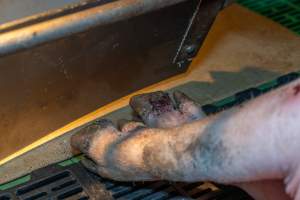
(143, 79), (300, 198)
(129, 89), (292, 199)
(72, 79), (300, 199)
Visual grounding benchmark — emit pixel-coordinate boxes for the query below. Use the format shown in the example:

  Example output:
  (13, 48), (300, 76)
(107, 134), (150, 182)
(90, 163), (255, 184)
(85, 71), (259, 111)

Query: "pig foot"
(71, 80), (300, 199)
(71, 118), (155, 181)
(71, 91), (205, 181)
(129, 91), (205, 128)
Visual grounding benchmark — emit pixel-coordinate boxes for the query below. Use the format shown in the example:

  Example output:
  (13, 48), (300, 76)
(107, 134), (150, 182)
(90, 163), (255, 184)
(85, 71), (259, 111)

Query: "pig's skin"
(71, 79), (300, 200)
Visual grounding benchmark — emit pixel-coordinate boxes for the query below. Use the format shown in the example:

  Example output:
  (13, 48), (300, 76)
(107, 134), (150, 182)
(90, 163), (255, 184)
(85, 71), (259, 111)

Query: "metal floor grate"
(1, 71), (299, 200)
(0, 165), (93, 200)
(0, 162), (252, 200)
(238, 0), (300, 35)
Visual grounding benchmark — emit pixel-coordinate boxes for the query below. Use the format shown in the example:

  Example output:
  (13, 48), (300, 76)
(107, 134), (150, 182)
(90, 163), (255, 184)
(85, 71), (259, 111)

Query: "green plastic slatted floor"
(237, 0), (300, 35)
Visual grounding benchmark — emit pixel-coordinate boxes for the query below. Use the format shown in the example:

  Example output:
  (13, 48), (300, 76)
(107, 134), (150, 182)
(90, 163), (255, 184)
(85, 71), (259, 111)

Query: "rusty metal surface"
(0, 0), (188, 56)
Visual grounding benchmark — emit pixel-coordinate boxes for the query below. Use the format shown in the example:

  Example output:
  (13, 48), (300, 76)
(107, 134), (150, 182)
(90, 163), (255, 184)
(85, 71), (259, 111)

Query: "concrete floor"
(0, 4), (300, 184)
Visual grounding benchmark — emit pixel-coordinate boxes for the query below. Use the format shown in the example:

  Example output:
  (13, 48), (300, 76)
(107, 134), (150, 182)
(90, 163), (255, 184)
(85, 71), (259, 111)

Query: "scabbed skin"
(71, 79), (300, 200)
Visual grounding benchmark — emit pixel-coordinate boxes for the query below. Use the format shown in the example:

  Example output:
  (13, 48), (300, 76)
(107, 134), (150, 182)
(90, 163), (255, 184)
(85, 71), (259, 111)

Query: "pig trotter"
(71, 91), (204, 181)
(71, 80), (300, 200)
(129, 91), (204, 128)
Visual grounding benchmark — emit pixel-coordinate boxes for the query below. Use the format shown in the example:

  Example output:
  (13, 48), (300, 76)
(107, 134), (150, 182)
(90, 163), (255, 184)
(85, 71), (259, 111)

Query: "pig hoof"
(173, 91), (205, 120)
(130, 91), (205, 128)
(71, 118), (156, 181)
(71, 91), (203, 181)
(71, 119), (119, 156)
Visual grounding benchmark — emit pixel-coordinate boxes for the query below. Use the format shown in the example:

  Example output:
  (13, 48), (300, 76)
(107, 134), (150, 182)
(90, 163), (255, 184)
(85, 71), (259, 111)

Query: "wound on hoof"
(149, 93), (174, 114)
(293, 84), (300, 96)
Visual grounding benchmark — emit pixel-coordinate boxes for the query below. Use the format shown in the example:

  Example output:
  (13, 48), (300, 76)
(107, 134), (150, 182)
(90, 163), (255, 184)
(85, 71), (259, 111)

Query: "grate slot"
(23, 191), (47, 200)
(141, 192), (169, 200)
(238, 0), (300, 34)
(140, 186), (178, 200)
(102, 181), (116, 190)
(52, 180), (77, 192)
(111, 185), (134, 198)
(116, 182), (169, 200)
(120, 187), (160, 200)
(56, 186), (84, 199)
(78, 197), (89, 200)
(16, 171), (71, 196)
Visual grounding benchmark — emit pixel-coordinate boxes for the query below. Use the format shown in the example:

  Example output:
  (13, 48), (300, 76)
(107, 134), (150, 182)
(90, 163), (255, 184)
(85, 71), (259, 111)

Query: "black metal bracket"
(173, 0), (226, 68)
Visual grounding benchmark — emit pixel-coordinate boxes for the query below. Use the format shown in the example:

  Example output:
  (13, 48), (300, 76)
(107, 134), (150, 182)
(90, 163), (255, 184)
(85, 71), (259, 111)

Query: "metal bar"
(0, 0), (98, 32)
(0, 0), (187, 56)
(172, 0), (202, 64)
